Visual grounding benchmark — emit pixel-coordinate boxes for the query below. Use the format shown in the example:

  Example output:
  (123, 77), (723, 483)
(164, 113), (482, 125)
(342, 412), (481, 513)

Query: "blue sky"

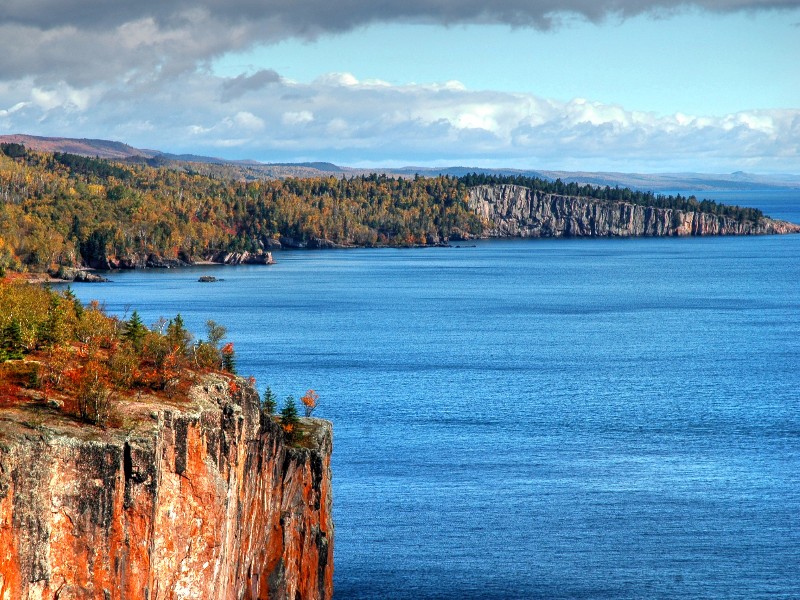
(214, 11), (799, 118)
(1, 1), (799, 173)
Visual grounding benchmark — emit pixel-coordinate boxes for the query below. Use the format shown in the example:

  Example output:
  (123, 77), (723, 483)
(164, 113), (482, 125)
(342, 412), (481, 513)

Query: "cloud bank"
(2, 0), (799, 85)
(1, 1), (797, 171)
(2, 72), (797, 172)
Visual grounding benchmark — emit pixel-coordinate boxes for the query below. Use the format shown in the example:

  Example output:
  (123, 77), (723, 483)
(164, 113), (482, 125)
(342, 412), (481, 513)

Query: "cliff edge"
(0, 375), (333, 600)
(469, 184), (800, 237)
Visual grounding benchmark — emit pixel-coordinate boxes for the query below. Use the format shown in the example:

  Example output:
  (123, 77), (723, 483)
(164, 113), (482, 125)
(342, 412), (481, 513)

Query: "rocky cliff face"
(0, 375), (333, 600)
(468, 184), (800, 238)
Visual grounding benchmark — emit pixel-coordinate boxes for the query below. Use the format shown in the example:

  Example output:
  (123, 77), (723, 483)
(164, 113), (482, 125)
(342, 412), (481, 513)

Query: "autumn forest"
(0, 142), (763, 276)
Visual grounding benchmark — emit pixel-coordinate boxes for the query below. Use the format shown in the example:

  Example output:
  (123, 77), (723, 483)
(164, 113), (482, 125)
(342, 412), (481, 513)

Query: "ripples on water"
(68, 193), (800, 599)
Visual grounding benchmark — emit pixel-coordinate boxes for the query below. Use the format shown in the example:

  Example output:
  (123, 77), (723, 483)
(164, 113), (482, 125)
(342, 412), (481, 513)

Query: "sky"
(1, 0), (799, 173)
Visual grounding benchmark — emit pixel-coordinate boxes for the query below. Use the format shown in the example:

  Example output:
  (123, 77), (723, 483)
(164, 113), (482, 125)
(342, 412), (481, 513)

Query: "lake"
(66, 191), (800, 599)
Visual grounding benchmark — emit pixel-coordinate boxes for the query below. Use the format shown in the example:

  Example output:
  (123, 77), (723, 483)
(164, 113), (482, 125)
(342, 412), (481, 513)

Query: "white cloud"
(315, 73), (360, 87)
(233, 111), (265, 131)
(0, 101), (28, 117)
(282, 110), (314, 125)
(326, 118), (350, 135)
(188, 124), (213, 135)
(1, 71), (797, 172)
(30, 84), (92, 112)
(212, 138), (250, 148)
(727, 112), (775, 135)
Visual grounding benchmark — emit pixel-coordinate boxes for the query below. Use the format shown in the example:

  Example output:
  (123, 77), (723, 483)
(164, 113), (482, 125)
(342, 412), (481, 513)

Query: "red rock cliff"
(0, 375), (333, 599)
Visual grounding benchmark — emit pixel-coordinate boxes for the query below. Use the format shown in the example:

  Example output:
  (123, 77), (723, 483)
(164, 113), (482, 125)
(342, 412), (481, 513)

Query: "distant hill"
(402, 167), (800, 192)
(529, 170), (800, 193)
(2, 133), (798, 191)
(0, 134), (157, 160)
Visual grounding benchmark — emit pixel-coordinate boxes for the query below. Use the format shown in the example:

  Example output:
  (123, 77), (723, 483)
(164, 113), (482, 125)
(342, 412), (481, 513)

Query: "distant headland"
(0, 135), (797, 281)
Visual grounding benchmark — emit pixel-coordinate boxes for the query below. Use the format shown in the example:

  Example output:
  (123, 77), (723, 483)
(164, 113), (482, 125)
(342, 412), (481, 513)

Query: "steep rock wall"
(468, 184), (800, 238)
(0, 375), (333, 600)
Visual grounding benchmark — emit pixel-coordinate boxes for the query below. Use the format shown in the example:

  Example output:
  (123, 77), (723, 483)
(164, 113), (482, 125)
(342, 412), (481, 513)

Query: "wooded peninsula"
(0, 142), (775, 276)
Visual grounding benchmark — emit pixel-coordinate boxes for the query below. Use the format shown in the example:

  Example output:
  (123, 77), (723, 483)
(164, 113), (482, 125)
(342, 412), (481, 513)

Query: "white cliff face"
(467, 185), (800, 238)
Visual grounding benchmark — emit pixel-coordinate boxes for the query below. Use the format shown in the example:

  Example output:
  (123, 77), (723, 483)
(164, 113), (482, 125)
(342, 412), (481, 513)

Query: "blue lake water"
(66, 191), (800, 599)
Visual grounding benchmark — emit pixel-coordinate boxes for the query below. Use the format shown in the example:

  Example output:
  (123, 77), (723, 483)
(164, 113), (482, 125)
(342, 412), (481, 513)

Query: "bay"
(66, 191), (800, 599)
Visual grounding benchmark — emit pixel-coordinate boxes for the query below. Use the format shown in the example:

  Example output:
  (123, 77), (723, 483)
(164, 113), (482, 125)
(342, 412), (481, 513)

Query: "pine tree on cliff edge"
(280, 395), (300, 442)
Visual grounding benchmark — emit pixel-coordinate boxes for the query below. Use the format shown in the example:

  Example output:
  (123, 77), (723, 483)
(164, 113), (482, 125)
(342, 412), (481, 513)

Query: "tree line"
(0, 146), (482, 274)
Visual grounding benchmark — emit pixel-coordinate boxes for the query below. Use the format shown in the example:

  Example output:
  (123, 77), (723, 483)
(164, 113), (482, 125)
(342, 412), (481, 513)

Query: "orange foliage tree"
(300, 389), (319, 417)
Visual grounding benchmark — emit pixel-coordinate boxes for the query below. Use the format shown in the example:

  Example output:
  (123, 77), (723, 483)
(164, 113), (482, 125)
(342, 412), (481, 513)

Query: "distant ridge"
(271, 162), (344, 172)
(0, 134), (157, 160)
(2, 133), (798, 192)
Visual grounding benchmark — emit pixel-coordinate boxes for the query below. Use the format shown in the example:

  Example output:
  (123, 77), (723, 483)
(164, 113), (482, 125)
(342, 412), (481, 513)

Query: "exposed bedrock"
(468, 184), (800, 238)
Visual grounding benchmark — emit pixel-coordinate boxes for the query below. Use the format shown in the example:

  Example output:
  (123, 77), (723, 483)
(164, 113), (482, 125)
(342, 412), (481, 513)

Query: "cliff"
(468, 184), (800, 238)
(0, 375), (333, 600)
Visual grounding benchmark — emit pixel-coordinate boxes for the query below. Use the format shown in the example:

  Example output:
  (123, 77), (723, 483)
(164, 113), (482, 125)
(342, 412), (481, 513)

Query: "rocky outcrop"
(100, 254), (193, 270)
(207, 250), (276, 265)
(262, 238), (283, 251)
(468, 184), (800, 238)
(278, 237), (306, 250)
(86, 249), (276, 271)
(306, 238), (352, 250)
(0, 375), (333, 600)
(49, 267), (110, 283)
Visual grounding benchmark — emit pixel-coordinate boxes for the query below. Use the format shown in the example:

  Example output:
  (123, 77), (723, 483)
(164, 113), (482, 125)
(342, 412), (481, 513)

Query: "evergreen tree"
(166, 313), (190, 353)
(0, 142), (26, 158)
(37, 294), (63, 348)
(280, 395), (300, 441)
(262, 386), (277, 414)
(64, 286), (83, 319)
(221, 342), (236, 374)
(1, 318), (24, 360)
(124, 310), (147, 351)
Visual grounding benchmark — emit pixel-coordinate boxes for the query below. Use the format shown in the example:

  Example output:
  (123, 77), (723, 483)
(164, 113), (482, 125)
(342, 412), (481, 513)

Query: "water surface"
(67, 192), (800, 599)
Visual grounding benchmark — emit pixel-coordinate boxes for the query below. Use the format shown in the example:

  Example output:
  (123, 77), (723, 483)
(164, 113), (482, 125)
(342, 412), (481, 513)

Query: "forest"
(0, 278), (237, 425)
(0, 143), (764, 275)
(0, 277), (315, 445)
(0, 144), (481, 274)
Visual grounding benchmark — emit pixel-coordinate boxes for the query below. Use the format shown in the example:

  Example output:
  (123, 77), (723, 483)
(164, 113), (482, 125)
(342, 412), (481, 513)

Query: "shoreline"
(6, 224), (800, 286)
